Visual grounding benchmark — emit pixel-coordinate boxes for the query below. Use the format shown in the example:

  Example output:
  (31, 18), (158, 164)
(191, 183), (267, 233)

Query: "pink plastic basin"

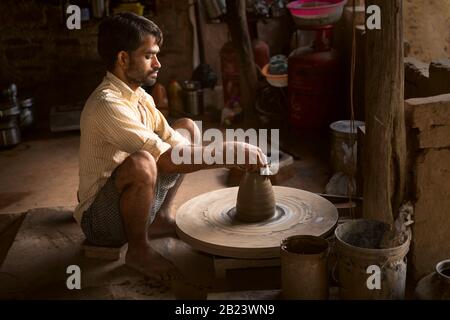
(287, 0), (347, 26)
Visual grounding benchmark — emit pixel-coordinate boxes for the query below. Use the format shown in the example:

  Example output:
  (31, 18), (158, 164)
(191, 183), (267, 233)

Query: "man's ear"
(117, 51), (129, 69)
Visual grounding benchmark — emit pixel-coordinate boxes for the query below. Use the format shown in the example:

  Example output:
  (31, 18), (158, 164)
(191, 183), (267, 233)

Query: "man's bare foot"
(148, 208), (177, 238)
(125, 245), (183, 281)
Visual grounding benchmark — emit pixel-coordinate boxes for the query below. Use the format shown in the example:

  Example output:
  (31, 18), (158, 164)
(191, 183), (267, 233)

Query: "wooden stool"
(213, 256), (280, 279)
(82, 240), (127, 260)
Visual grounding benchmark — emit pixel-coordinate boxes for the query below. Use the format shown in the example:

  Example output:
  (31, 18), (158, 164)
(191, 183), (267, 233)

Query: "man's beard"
(142, 76), (157, 87)
(126, 63), (159, 88)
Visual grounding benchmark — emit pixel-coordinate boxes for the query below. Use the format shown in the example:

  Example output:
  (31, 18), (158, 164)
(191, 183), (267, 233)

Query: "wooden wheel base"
(176, 186), (338, 259)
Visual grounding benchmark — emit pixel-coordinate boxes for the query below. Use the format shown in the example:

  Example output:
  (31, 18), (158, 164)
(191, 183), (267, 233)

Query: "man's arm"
(157, 141), (268, 174)
(94, 98), (172, 160)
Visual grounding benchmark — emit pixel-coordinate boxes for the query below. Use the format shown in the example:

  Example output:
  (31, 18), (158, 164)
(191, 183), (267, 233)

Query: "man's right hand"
(224, 141), (269, 172)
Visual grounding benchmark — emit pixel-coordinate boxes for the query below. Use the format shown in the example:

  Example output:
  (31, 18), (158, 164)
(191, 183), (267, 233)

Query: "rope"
(348, 0), (358, 219)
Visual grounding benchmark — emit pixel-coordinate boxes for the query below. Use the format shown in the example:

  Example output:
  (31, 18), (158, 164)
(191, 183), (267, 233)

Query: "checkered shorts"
(81, 169), (180, 246)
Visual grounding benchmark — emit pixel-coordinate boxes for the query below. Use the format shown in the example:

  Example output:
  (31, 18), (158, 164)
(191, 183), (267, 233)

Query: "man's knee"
(123, 151), (157, 186)
(173, 118), (200, 144)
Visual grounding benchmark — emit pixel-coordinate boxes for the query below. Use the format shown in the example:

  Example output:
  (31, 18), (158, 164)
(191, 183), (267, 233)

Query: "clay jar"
(415, 259), (450, 300)
(235, 170), (275, 223)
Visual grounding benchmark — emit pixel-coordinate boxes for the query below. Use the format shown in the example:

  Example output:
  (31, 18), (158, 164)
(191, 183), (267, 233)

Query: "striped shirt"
(74, 72), (189, 225)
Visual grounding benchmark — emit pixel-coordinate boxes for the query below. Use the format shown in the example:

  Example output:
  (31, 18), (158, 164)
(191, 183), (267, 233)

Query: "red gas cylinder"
(288, 26), (342, 132)
(220, 41), (240, 108)
(220, 38), (270, 107)
(252, 38), (270, 69)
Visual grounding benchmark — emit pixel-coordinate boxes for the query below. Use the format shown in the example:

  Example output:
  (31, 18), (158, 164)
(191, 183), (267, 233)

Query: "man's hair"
(97, 12), (163, 71)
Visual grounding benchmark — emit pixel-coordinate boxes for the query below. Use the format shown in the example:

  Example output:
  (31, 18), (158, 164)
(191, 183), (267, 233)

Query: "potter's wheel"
(175, 186), (338, 259)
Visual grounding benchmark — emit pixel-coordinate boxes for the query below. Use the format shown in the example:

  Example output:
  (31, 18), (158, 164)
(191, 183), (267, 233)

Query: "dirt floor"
(0, 130), (331, 299)
(404, 0), (450, 62)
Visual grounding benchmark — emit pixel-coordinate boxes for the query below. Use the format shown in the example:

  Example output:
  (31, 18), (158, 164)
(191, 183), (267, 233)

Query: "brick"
(429, 59), (450, 96)
(404, 57), (430, 99)
(83, 240), (127, 261)
(54, 38), (81, 47)
(43, 5), (63, 28)
(5, 45), (44, 61)
(417, 126), (450, 149)
(405, 94), (450, 130)
(12, 3), (47, 28)
(3, 38), (29, 46)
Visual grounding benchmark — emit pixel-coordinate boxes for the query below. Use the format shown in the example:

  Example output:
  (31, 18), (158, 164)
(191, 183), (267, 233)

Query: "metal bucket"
(281, 235), (329, 299)
(329, 120), (365, 175)
(0, 117), (21, 148)
(335, 219), (411, 300)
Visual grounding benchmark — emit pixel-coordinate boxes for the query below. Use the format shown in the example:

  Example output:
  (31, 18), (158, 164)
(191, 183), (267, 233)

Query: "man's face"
(125, 35), (161, 87)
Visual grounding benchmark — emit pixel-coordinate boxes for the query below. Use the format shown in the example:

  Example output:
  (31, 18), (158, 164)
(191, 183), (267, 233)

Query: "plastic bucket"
(281, 235), (329, 299)
(335, 219), (411, 299)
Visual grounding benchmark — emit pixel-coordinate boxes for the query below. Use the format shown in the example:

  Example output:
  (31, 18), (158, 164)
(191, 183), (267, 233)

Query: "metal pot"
(0, 98), (22, 147)
(0, 117), (21, 148)
(1, 83), (18, 107)
(281, 235), (329, 299)
(0, 105), (21, 119)
(182, 81), (204, 116)
(19, 98), (35, 128)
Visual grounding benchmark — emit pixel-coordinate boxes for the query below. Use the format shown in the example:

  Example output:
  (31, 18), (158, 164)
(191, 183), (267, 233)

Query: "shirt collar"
(105, 71), (146, 106)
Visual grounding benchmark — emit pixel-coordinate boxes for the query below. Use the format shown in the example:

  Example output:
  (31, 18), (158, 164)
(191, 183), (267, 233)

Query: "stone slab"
(405, 57), (430, 99)
(409, 149), (450, 281)
(406, 94), (450, 129)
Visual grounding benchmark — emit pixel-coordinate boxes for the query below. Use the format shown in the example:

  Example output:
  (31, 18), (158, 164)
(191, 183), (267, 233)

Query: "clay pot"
(235, 171), (275, 223)
(415, 259), (450, 300)
(152, 83), (169, 117)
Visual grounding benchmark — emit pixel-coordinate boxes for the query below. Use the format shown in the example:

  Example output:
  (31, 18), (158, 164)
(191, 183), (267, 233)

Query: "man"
(75, 13), (267, 280)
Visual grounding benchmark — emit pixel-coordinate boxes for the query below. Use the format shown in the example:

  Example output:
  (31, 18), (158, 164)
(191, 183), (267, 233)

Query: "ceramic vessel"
(235, 171), (275, 223)
(415, 259), (450, 300)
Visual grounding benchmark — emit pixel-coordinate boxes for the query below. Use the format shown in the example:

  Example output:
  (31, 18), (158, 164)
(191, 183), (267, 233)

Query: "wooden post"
(363, 0), (406, 225)
(225, 0), (258, 128)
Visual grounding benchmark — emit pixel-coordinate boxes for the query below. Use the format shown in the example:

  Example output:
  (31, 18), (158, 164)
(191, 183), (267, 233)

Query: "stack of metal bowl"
(0, 84), (22, 148)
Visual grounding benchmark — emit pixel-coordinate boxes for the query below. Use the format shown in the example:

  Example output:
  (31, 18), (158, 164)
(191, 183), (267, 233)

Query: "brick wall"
(405, 94), (450, 282)
(0, 0), (194, 129)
